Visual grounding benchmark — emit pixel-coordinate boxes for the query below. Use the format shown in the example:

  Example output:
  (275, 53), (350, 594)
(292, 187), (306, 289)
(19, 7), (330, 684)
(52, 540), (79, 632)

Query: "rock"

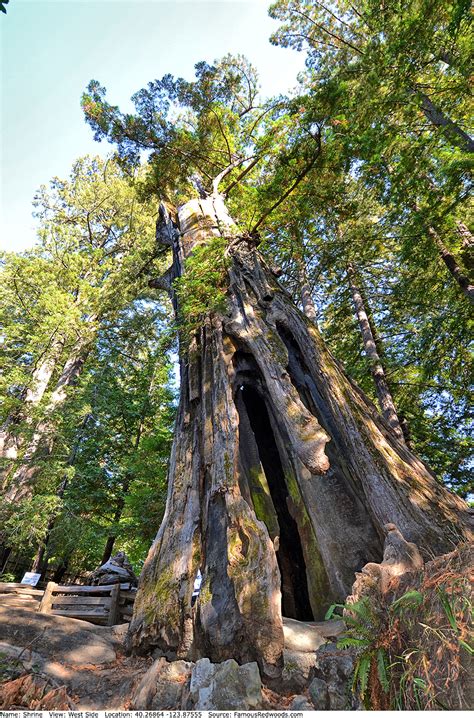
(282, 617), (328, 652)
(0, 641), (46, 672)
(310, 642), (356, 710)
(311, 619), (345, 639)
(289, 694), (313, 710)
(280, 649), (317, 694)
(90, 551), (138, 586)
(309, 676), (329, 709)
(0, 607), (116, 665)
(130, 657), (194, 710)
(186, 657), (262, 710)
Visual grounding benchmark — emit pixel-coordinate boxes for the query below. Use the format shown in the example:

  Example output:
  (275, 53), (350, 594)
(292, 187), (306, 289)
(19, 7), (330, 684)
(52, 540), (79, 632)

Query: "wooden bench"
(39, 582), (120, 626)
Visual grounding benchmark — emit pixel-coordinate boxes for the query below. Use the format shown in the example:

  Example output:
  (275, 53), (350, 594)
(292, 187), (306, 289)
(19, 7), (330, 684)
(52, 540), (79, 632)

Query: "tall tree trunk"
(346, 262), (406, 444)
(297, 257), (318, 322)
(30, 475), (69, 575)
(415, 89), (474, 152)
(100, 407), (146, 565)
(2, 341), (90, 504)
(52, 555), (71, 583)
(0, 336), (65, 463)
(0, 547), (11, 573)
(428, 226), (474, 303)
(127, 195), (472, 677)
(100, 491), (127, 565)
(457, 221), (474, 272)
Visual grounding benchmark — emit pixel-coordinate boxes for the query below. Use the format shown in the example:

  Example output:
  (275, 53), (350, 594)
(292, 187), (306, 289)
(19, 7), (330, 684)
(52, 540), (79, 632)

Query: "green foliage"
(0, 573), (15, 583)
(327, 545), (473, 710)
(174, 236), (230, 339)
(264, 0), (473, 494)
(0, 156), (176, 575)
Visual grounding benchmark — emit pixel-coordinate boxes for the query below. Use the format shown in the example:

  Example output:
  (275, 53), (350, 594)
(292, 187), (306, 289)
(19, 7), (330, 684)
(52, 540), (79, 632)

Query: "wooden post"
(38, 581), (57, 613)
(108, 583), (120, 626)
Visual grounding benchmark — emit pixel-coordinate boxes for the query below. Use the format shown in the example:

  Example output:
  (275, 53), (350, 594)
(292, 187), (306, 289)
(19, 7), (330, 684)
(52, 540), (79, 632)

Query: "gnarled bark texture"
(128, 195), (472, 677)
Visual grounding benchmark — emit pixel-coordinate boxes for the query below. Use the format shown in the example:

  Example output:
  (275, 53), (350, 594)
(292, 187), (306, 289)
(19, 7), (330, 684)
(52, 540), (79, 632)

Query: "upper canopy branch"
(211, 155), (259, 196)
(250, 127), (323, 235)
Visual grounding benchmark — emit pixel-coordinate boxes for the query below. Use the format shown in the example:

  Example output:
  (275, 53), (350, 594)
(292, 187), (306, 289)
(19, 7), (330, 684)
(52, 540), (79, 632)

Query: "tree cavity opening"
(233, 350), (313, 621)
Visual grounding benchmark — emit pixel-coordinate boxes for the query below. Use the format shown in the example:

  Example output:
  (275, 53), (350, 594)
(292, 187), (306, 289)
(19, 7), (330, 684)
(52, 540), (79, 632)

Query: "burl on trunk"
(127, 193), (472, 677)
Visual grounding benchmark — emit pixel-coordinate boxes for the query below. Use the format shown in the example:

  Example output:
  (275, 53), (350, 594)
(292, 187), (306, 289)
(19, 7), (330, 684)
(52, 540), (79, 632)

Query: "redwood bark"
(127, 194), (472, 677)
(346, 262), (406, 444)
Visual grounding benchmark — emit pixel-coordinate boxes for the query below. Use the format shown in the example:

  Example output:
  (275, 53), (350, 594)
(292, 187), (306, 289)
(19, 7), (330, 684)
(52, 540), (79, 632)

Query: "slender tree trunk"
(0, 336), (65, 462)
(0, 547), (11, 573)
(52, 555), (71, 583)
(415, 89), (474, 152)
(127, 195), (472, 677)
(428, 226), (474, 303)
(346, 262), (406, 444)
(100, 407), (145, 565)
(297, 258), (318, 322)
(100, 535), (118, 566)
(30, 476), (69, 575)
(100, 493), (127, 565)
(2, 341), (91, 504)
(457, 221), (474, 271)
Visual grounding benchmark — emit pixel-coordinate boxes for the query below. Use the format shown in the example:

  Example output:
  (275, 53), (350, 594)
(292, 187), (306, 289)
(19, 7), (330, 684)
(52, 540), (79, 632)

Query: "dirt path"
(0, 606), (151, 708)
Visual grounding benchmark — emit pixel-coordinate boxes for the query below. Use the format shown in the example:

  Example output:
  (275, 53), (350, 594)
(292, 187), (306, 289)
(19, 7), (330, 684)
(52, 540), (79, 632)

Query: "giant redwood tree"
(82, 57), (472, 677)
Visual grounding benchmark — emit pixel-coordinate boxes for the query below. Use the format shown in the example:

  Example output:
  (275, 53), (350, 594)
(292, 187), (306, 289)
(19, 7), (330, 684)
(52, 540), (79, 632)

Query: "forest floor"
(0, 606), (153, 708)
(0, 602), (344, 709)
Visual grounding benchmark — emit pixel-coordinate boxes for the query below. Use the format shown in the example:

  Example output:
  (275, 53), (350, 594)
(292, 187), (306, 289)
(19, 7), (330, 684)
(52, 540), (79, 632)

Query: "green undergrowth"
(326, 543), (473, 710)
(174, 235), (230, 341)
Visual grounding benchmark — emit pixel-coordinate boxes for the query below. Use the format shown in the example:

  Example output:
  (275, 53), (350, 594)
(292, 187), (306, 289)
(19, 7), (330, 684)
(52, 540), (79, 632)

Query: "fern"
(376, 648), (389, 693)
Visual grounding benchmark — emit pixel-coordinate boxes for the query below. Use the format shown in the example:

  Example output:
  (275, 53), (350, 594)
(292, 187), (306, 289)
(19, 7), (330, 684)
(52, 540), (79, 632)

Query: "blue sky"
(0, 0), (305, 252)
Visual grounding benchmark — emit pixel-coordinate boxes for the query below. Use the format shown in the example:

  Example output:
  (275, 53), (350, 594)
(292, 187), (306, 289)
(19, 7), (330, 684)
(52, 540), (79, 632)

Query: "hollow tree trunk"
(346, 262), (406, 444)
(128, 195), (472, 677)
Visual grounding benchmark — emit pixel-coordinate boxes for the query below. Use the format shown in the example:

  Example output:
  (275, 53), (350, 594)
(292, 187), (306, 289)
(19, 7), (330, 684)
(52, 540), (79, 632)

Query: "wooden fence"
(0, 581), (136, 626)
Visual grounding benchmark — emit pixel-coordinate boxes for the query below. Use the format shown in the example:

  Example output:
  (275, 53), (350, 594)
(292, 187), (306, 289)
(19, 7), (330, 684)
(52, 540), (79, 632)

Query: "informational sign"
(20, 572), (41, 586)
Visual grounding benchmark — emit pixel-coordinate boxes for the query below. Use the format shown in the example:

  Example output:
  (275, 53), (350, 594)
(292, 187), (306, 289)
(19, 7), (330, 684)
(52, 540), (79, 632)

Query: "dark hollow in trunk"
(237, 378), (313, 621)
